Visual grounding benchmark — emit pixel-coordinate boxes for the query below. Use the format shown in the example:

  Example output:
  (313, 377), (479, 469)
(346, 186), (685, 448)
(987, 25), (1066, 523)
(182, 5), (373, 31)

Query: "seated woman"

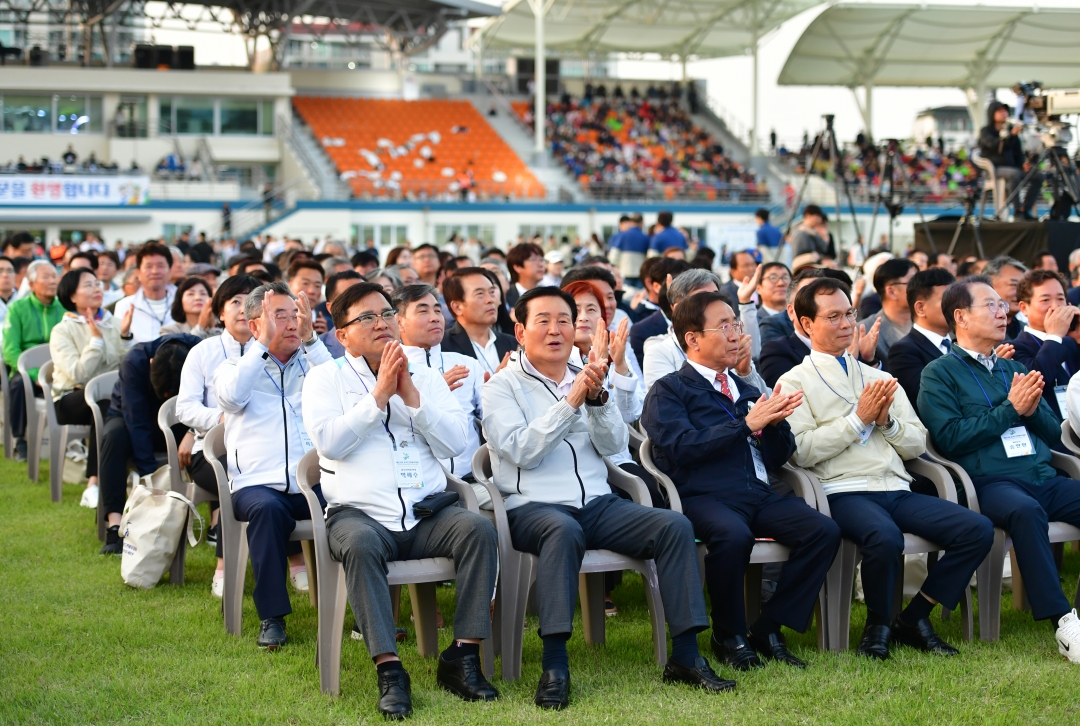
(160, 276), (217, 337)
(49, 268), (133, 508)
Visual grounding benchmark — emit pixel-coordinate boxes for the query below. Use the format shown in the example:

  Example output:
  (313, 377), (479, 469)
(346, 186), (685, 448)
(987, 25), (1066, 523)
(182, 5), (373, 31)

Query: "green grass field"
(3, 455), (1080, 726)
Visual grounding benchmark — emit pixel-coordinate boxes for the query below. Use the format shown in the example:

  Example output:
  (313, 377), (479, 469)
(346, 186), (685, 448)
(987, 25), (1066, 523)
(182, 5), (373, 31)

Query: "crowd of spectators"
(1, 145), (140, 175)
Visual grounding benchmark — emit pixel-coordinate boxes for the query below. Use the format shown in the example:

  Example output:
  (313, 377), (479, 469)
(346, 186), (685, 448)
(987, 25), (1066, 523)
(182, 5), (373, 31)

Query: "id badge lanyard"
(263, 353), (313, 454)
(347, 358), (423, 488)
(951, 352), (1034, 458)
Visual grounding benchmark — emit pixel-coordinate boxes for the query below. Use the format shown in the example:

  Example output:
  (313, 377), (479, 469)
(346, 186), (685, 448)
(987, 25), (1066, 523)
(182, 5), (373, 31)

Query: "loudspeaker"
(154, 45), (173, 69)
(133, 44), (154, 69)
(174, 46), (194, 70)
(28, 45), (46, 66)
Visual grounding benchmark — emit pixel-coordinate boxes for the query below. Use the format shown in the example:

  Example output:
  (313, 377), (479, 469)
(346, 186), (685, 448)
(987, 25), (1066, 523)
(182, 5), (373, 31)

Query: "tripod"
(1000, 144), (1080, 221)
(785, 114), (862, 256)
(867, 139), (936, 253)
(947, 186), (986, 258)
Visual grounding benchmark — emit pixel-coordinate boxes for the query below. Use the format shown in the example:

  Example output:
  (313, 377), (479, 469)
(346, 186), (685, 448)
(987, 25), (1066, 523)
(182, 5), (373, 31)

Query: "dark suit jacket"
(759, 312), (795, 346)
(1011, 330), (1080, 418)
(630, 309), (668, 366)
(858, 291), (882, 319)
(640, 363), (796, 500)
(1068, 286), (1080, 307)
(505, 285), (522, 311)
(758, 333), (810, 389)
(440, 321), (518, 364)
(1006, 316), (1024, 341)
(885, 329), (946, 415)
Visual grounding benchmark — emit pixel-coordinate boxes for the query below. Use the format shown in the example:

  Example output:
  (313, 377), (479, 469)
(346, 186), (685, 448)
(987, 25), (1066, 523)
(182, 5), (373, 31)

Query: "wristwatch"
(584, 390), (609, 407)
(303, 333), (319, 347)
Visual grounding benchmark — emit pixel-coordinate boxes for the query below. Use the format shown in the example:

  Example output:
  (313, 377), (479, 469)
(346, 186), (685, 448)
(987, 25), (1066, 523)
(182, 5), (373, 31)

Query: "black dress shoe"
(856, 624), (891, 661)
(534, 668), (570, 710)
(748, 630), (807, 668)
(437, 653), (499, 702)
(711, 634), (763, 671)
(377, 667), (413, 720)
(257, 617), (287, 650)
(892, 617), (959, 656)
(663, 656), (736, 692)
(13, 438), (27, 462)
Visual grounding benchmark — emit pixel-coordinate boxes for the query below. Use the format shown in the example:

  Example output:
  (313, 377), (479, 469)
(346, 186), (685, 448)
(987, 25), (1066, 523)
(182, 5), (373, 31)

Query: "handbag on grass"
(118, 466), (203, 589)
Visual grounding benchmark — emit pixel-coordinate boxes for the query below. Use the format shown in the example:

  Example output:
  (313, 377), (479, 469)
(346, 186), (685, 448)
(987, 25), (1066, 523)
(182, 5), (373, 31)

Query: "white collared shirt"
(795, 329), (812, 350)
(686, 359), (740, 401)
(113, 285), (177, 343)
(470, 327), (501, 373)
(521, 351), (576, 400)
(914, 324), (951, 355)
(1024, 325), (1063, 345)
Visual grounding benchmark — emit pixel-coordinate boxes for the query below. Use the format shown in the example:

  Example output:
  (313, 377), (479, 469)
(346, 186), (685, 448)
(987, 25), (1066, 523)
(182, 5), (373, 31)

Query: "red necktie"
(715, 371), (732, 401)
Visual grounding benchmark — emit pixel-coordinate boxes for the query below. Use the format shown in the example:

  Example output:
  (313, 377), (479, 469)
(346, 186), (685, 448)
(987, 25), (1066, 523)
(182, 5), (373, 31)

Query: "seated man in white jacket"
(302, 282), (500, 721)
(482, 286), (732, 711)
(212, 281), (332, 650)
(392, 283), (486, 488)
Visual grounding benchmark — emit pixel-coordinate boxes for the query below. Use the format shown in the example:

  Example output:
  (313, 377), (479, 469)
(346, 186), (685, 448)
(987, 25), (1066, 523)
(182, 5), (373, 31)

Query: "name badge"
(1001, 425), (1034, 458)
(294, 419), (314, 454)
(749, 438), (768, 483)
(393, 441), (425, 489)
(1055, 385), (1069, 418)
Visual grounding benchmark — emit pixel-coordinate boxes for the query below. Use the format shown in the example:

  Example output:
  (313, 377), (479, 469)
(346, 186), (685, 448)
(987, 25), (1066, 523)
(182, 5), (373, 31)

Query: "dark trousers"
(188, 449), (222, 558)
(326, 505), (498, 658)
(506, 493), (708, 638)
(54, 390), (108, 478)
(98, 416), (179, 516)
(8, 372), (41, 439)
(232, 484), (325, 621)
(972, 475), (1080, 621)
(615, 461), (669, 509)
(683, 489), (841, 638)
(995, 166), (1042, 215)
(828, 491), (994, 621)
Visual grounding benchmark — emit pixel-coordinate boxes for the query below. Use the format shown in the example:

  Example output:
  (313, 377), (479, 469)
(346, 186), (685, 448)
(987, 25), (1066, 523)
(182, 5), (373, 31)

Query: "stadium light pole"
(532, 0), (546, 164)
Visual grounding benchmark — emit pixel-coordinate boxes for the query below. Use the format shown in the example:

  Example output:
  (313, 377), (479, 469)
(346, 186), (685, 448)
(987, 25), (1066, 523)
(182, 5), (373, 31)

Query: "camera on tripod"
(1010, 81), (1080, 148)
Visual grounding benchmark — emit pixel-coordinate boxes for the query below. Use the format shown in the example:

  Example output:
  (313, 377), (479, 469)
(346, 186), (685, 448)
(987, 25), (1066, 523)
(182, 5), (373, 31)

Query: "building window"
(220, 99), (259, 135)
(0, 94), (104, 134)
(175, 97), (215, 134)
(158, 97), (275, 136)
(2, 95), (52, 133)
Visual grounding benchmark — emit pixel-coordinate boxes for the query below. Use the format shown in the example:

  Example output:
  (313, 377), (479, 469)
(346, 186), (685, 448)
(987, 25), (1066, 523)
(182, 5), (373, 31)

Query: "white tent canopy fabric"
(777, 2), (1080, 134)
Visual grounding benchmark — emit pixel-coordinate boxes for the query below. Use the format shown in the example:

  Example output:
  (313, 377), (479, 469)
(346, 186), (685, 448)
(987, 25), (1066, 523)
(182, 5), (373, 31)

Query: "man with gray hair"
(642, 269), (765, 391)
(2, 259), (66, 460)
(983, 255), (1028, 340)
(213, 280), (332, 649)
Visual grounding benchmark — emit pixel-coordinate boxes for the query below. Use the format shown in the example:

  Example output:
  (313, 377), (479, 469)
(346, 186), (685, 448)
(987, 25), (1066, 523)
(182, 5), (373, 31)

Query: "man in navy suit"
(1013, 269), (1080, 419)
(641, 291), (840, 672)
(884, 268), (956, 414)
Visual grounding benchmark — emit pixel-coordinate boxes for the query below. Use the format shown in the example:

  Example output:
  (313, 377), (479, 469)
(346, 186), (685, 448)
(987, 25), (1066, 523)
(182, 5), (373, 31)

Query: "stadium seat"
(85, 371), (119, 542)
(472, 443), (667, 682)
(295, 448), (492, 695)
(203, 423), (316, 636)
(38, 360), (91, 503)
(17, 344), (51, 483)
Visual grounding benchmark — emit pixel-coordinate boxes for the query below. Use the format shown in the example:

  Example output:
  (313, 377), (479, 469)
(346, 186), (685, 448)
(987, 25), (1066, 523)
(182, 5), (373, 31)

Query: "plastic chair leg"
(500, 553), (533, 682)
(827, 541), (857, 651)
(301, 540), (318, 608)
(640, 560), (667, 666)
(27, 409), (42, 482)
(170, 534), (187, 585)
(49, 426), (67, 503)
(977, 532), (1007, 641)
(316, 561), (347, 695)
(1010, 549), (1030, 612)
(223, 522), (248, 636)
(744, 563), (764, 627)
(580, 572), (607, 646)
(410, 582), (440, 657)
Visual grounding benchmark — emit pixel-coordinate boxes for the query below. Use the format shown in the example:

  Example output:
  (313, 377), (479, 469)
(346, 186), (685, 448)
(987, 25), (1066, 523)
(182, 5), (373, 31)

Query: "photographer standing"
(979, 100), (1041, 220)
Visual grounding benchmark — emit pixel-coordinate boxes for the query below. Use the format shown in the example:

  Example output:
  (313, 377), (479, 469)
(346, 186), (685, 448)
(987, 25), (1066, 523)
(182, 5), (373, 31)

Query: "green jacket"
(2, 294), (66, 382)
(918, 343), (1060, 484)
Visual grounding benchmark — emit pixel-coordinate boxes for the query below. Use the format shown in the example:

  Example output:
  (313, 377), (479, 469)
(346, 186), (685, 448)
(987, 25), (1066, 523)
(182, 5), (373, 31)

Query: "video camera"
(1011, 82), (1080, 148)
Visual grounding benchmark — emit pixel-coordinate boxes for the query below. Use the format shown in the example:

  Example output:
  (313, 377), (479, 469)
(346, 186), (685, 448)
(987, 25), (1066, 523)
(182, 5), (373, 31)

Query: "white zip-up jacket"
(113, 285), (177, 343)
(49, 310), (132, 399)
(302, 351), (468, 531)
(482, 353), (628, 511)
(402, 343), (482, 478)
(213, 337), (333, 493)
(176, 330), (251, 456)
(568, 347), (641, 466)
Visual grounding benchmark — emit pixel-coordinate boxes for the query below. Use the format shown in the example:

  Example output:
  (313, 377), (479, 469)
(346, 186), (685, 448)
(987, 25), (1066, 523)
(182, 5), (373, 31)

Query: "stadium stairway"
(283, 112), (352, 201)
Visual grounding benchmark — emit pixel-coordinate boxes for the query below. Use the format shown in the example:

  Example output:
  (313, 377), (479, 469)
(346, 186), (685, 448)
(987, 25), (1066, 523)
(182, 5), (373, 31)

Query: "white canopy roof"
(474, 0), (819, 59)
(778, 2), (1080, 89)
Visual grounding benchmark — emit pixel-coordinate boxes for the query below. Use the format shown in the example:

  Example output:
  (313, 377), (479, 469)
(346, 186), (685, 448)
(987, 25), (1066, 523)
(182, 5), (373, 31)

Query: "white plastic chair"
(17, 344), (50, 483)
(38, 360), (91, 503)
(204, 424), (317, 636)
(473, 444), (668, 682)
(639, 436), (829, 650)
(1, 357), (13, 459)
(296, 448), (493, 695)
(85, 370), (119, 542)
(972, 150), (1006, 220)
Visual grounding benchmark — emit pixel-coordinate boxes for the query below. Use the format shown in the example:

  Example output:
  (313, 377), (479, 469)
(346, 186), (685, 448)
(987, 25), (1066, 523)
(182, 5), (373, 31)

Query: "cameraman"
(979, 100), (1041, 220)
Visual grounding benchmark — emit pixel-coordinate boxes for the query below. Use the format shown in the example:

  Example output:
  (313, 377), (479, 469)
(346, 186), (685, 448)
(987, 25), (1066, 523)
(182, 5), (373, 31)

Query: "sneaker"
(80, 485), (99, 509)
(205, 523), (218, 548)
(99, 525), (123, 555)
(605, 599), (618, 617)
(13, 438), (26, 463)
(1056, 610), (1080, 664)
(290, 568), (308, 593)
(211, 571), (224, 599)
(351, 623), (408, 642)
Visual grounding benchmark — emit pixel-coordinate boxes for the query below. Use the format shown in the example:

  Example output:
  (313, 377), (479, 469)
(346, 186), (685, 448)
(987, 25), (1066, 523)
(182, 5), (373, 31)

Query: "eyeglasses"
(968, 300), (1010, 315)
(77, 280), (104, 291)
(342, 309), (398, 329)
(817, 310), (858, 327)
(272, 313), (300, 324)
(763, 274), (791, 284)
(701, 321), (744, 338)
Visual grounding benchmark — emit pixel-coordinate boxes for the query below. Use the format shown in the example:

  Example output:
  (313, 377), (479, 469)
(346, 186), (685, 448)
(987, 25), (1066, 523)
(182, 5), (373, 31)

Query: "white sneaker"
(80, 485), (99, 509)
(211, 571), (224, 599)
(1056, 609), (1080, 663)
(290, 569), (309, 593)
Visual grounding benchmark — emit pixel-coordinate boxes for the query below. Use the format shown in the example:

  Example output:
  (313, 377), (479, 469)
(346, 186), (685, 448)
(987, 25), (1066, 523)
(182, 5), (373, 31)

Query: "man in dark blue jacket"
(641, 292), (841, 671)
(1013, 269), (1080, 419)
(884, 267), (956, 414)
(98, 333), (200, 554)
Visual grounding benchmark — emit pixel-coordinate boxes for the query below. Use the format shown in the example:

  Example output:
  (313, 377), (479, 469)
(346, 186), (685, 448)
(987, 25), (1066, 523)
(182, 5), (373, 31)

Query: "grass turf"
(3, 455), (1080, 725)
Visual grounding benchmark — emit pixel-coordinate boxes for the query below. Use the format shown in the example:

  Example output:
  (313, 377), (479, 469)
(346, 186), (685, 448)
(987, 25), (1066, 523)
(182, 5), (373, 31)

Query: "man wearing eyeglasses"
(641, 291), (841, 672)
(212, 281), (331, 651)
(920, 276), (1080, 663)
(857, 258), (917, 365)
(778, 277), (993, 661)
(302, 281), (501, 718)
